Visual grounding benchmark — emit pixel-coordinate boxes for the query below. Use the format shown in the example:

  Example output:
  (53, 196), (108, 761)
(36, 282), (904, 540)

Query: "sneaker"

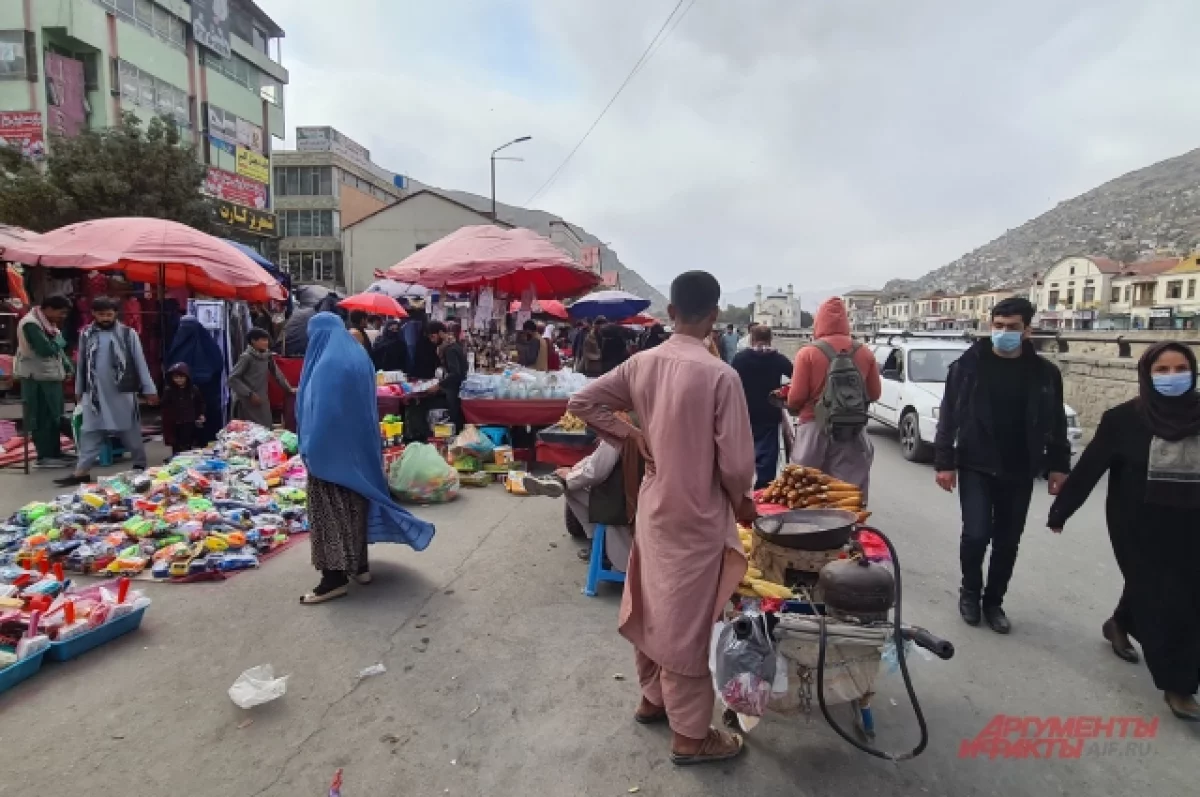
(53, 473), (91, 487)
(35, 458), (74, 470)
(522, 475), (565, 498)
(958, 590), (982, 626)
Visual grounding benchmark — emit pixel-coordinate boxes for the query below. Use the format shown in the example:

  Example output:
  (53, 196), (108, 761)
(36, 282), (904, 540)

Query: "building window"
(1082, 286), (1095, 304)
(1124, 285), (1132, 302)
(1167, 280), (1183, 299)
(274, 167), (333, 196)
(1189, 279), (1197, 299)
(202, 50), (259, 94)
(252, 26), (269, 55)
(1048, 290), (1059, 308)
(0, 30), (37, 81)
(95, 0), (186, 50)
(1065, 289), (1075, 307)
(283, 250), (340, 282)
(279, 210), (336, 238)
(115, 59), (191, 129)
(1111, 287), (1121, 303)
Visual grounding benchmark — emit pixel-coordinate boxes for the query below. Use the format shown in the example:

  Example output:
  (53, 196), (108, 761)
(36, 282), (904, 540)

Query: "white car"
(866, 338), (1082, 462)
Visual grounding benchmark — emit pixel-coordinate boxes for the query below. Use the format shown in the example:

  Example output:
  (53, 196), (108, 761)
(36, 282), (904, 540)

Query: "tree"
(718, 303), (754, 326)
(0, 112), (215, 233)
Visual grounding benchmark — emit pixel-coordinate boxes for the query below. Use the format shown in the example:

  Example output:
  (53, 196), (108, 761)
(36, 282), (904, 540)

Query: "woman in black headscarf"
(1048, 342), (1200, 722)
(372, 319), (407, 372)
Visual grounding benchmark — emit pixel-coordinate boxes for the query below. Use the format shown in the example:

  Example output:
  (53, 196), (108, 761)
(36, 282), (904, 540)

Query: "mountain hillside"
(415, 183), (668, 315)
(884, 147), (1200, 296)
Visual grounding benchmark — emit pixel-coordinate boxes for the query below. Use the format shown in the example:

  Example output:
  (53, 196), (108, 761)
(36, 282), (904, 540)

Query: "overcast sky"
(272, 0), (1200, 296)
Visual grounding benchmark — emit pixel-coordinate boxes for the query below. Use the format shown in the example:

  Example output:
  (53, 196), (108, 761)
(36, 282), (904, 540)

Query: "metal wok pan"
(753, 508), (857, 551)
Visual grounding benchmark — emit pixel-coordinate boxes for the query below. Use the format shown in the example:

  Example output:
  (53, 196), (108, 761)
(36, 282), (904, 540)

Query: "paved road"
(0, 431), (1193, 797)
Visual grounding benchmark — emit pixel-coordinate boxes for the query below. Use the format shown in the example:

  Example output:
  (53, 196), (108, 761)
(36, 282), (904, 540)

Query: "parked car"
(867, 338), (1082, 462)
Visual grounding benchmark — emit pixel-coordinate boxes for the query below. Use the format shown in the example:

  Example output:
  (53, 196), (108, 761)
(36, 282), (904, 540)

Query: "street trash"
(357, 663), (387, 679)
(228, 664), (289, 708)
(329, 768), (343, 797)
(388, 443), (460, 504)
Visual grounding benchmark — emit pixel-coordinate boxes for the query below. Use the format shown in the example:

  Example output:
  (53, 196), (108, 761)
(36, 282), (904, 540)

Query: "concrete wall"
(1044, 354), (1137, 435)
(340, 183), (387, 228)
(342, 192), (494, 293)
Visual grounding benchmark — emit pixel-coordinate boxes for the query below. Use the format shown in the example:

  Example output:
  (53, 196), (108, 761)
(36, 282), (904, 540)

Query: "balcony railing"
(1132, 298), (1155, 308)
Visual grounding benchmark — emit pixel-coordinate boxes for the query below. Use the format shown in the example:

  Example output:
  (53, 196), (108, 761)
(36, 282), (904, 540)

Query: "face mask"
(991, 330), (1023, 353)
(1151, 372), (1194, 398)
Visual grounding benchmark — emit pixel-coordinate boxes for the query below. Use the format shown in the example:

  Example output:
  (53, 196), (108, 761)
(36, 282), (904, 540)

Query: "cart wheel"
(723, 708), (739, 730)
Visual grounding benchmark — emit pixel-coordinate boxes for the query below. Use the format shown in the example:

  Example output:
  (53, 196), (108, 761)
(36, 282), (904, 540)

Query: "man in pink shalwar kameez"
(569, 270), (757, 765)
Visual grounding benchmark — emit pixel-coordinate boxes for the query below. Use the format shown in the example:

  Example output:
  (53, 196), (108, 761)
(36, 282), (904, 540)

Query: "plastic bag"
(713, 613), (776, 717)
(388, 443), (460, 504)
(451, 425), (495, 460)
(229, 664), (289, 708)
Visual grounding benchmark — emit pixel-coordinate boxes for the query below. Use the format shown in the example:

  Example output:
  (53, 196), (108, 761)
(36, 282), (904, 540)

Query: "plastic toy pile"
(0, 421), (309, 584)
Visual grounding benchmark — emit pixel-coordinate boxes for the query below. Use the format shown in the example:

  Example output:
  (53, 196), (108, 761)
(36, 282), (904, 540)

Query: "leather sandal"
(1102, 618), (1138, 664)
(300, 584), (348, 604)
(634, 704), (668, 725)
(670, 728), (745, 766)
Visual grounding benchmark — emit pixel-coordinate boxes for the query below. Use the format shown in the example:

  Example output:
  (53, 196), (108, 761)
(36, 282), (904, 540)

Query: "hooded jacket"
(787, 298), (882, 423)
(160, 362), (206, 444)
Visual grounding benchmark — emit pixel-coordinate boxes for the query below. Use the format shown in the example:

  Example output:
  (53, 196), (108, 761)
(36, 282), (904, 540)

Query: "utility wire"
(526, 0), (690, 205)
(631, 0), (698, 81)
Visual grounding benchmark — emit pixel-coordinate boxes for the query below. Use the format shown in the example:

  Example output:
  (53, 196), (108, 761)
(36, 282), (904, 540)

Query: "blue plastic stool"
(583, 524), (626, 597)
(98, 437), (126, 467)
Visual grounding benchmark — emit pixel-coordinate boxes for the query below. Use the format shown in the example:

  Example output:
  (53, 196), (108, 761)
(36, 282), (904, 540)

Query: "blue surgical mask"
(1151, 372), (1195, 397)
(991, 330), (1023, 353)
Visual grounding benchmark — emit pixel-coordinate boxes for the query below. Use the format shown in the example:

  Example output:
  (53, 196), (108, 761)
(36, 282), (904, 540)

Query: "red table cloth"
(460, 398), (568, 427)
(535, 440), (597, 468)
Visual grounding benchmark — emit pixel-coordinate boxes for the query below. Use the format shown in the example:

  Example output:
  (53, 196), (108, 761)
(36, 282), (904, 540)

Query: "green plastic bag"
(388, 443), (460, 504)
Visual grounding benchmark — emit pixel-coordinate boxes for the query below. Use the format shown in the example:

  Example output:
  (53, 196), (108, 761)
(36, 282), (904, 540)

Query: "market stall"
(0, 421), (308, 585)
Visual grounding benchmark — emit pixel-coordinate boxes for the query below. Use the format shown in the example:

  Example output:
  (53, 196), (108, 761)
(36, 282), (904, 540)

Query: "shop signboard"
(1149, 306), (1173, 319)
(204, 167), (268, 209)
(579, 245), (601, 273)
(44, 52), (86, 139)
(216, 200), (277, 237)
(192, 0), (232, 59)
(296, 125), (372, 172)
(235, 147), (270, 183)
(209, 135), (236, 156)
(0, 111), (44, 160)
(205, 103), (237, 143)
(236, 117), (263, 154)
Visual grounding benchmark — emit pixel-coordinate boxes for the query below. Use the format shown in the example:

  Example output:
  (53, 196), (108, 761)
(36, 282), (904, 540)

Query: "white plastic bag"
(229, 664), (289, 709)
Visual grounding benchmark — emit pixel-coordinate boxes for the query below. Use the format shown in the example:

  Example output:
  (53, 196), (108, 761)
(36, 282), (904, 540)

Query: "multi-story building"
(877, 296), (917, 329)
(1107, 258), (1190, 330)
(1, 0), (288, 257)
(272, 126), (408, 287)
(841, 289), (882, 332)
(1030, 256), (1122, 330)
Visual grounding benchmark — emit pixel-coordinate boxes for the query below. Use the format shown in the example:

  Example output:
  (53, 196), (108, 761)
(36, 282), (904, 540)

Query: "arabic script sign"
(216, 200), (277, 237)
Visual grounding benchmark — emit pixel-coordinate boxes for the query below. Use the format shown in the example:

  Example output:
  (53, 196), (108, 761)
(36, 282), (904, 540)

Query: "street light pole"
(490, 136), (532, 219)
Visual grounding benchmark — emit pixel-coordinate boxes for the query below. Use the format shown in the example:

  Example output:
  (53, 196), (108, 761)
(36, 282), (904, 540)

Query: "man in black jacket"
(732, 325), (794, 488)
(934, 297), (1070, 634)
(430, 321), (468, 430)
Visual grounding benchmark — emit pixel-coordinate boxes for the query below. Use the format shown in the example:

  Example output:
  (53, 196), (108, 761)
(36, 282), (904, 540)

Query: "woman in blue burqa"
(297, 312), (436, 603)
(165, 316), (226, 446)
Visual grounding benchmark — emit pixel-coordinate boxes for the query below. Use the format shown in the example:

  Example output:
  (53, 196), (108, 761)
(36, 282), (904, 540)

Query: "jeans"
(958, 468), (1034, 608)
(751, 421), (781, 490)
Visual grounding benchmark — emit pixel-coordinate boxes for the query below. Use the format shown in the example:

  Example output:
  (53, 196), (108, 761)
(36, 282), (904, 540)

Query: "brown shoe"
(670, 728), (745, 766)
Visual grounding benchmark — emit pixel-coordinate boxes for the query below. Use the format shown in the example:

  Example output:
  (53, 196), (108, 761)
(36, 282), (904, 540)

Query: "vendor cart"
(720, 513), (954, 762)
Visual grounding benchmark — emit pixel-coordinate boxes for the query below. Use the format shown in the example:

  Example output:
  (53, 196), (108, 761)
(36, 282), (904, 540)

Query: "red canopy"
(507, 298), (569, 320)
(385, 225), (600, 299)
(0, 224), (39, 250)
(3, 217), (286, 302)
(340, 292), (408, 318)
(618, 314), (659, 326)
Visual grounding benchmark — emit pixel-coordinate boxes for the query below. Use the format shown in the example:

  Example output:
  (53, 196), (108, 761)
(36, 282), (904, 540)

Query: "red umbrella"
(3, 217), (286, 302)
(507, 298), (569, 320)
(339, 291), (408, 318)
(617, 314), (659, 326)
(385, 225), (600, 299)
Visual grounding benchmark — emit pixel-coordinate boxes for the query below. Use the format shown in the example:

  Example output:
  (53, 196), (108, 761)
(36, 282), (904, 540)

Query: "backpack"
(811, 340), (868, 441)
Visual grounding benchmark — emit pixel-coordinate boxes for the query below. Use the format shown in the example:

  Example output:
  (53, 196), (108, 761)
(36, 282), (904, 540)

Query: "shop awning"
(3, 217), (286, 302)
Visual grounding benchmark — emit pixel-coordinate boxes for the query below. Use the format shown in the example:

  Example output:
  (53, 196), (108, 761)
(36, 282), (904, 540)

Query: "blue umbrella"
(221, 238), (292, 311)
(568, 289), (651, 320)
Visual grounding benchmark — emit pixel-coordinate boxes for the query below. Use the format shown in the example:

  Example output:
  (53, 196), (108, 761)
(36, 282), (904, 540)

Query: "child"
(161, 363), (206, 456)
(229, 328), (294, 429)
